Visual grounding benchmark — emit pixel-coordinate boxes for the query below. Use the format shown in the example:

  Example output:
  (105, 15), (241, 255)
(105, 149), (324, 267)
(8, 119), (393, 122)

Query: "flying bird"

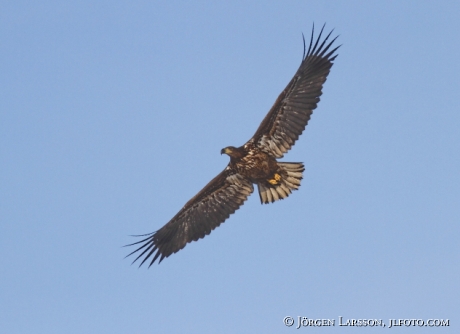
(126, 24), (340, 266)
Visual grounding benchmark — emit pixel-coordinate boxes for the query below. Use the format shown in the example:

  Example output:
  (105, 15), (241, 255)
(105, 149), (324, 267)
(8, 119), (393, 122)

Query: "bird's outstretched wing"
(247, 24), (340, 158)
(126, 169), (254, 266)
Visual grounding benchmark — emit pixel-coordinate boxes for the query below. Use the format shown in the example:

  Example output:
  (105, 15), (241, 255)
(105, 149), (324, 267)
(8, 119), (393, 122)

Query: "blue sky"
(1, 1), (459, 333)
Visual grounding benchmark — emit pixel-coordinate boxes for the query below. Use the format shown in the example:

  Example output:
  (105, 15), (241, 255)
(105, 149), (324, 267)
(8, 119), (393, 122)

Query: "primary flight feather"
(126, 24), (340, 267)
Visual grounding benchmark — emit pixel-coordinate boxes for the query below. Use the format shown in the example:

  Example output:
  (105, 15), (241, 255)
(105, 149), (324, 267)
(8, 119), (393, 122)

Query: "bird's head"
(221, 146), (242, 158)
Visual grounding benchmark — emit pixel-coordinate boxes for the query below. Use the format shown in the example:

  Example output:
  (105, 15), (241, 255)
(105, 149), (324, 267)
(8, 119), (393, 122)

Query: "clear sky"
(1, 1), (459, 333)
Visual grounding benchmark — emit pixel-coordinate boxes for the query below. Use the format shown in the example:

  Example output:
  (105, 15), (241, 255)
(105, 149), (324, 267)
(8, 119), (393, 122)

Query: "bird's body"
(223, 145), (279, 183)
(222, 144), (304, 203)
(126, 24), (340, 266)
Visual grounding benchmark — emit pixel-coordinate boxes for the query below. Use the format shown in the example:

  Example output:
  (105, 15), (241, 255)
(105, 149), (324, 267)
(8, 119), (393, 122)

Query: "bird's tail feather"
(257, 162), (304, 204)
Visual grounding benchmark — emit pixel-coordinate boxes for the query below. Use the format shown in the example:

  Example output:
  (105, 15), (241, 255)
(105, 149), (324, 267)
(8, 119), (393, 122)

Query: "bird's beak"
(220, 148), (225, 155)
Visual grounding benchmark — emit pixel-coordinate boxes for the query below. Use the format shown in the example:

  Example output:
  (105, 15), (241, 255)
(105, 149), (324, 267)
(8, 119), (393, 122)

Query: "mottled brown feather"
(126, 169), (253, 266)
(248, 24), (340, 158)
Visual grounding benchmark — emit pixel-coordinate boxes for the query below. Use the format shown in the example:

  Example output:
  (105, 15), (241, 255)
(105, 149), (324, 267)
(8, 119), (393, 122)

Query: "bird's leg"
(267, 173), (281, 185)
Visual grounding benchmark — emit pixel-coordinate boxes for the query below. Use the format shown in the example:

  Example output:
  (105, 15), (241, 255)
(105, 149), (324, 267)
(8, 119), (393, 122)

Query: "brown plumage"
(126, 24), (340, 266)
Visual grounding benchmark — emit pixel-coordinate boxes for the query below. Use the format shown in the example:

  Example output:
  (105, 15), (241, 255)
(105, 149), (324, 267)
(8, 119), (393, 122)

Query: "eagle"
(126, 24), (339, 266)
